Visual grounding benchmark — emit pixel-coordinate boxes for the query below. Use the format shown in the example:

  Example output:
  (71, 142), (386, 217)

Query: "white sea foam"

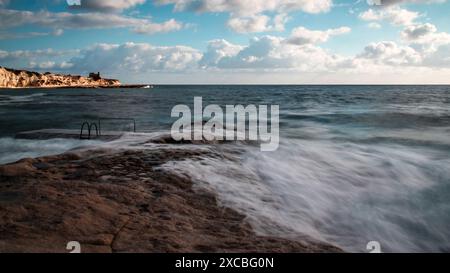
(2, 129), (449, 252)
(0, 137), (102, 165)
(160, 136), (450, 252)
(0, 93), (47, 105)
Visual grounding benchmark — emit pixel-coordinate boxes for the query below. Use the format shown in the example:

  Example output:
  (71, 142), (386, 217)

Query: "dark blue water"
(1, 85), (449, 252)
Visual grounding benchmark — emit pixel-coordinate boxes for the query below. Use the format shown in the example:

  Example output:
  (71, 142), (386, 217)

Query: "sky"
(1, 0), (450, 84)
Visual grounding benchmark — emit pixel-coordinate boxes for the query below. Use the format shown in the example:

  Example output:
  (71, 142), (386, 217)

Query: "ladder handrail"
(80, 122), (100, 140)
(80, 122), (91, 139)
(80, 117), (136, 139)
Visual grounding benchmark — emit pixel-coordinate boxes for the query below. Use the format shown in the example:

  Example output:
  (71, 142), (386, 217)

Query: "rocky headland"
(0, 67), (121, 88)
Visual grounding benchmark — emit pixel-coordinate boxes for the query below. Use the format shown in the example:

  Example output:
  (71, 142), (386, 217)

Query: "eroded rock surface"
(0, 149), (342, 253)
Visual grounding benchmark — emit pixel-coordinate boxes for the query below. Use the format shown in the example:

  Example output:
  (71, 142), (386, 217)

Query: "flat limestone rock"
(0, 149), (342, 253)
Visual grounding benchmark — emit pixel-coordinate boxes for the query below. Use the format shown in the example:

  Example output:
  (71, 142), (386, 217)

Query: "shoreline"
(0, 145), (342, 253)
(0, 84), (151, 89)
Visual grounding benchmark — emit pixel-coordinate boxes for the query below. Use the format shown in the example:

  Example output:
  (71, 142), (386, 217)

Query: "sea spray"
(160, 135), (450, 252)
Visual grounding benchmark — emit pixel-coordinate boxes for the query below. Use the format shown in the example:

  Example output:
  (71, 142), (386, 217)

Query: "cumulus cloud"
(197, 23), (450, 73)
(68, 0), (146, 12)
(422, 44), (450, 67)
(0, 48), (79, 62)
(156, 0), (333, 16)
(2, 36), (450, 84)
(358, 2), (450, 67)
(0, 31), (49, 40)
(401, 23), (450, 52)
(227, 13), (288, 33)
(401, 23), (436, 39)
(199, 39), (244, 66)
(359, 6), (420, 25)
(353, 20), (450, 70)
(374, 0), (446, 5)
(0, 9), (183, 35)
(29, 61), (74, 70)
(368, 22), (382, 29)
(0, 43), (202, 74)
(0, 48), (80, 70)
(157, 0), (332, 33)
(351, 20), (450, 72)
(200, 35), (347, 71)
(53, 28), (64, 36)
(2, 15), (450, 83)
(287, 26), (351, 45)
(133, 18), (183, 34)
(357, 41), (422, 65)
(68, 43), (202, 73)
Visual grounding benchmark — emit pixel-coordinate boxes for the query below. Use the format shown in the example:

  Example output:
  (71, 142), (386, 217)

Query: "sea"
(0, 85), (449, 252)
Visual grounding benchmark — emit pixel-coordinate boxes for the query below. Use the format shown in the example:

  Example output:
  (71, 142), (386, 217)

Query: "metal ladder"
(79, 122), (99, 140)
(80, 117), (136, 140)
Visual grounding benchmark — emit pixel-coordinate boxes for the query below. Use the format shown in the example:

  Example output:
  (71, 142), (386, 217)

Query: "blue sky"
(1, 0), (450, 84)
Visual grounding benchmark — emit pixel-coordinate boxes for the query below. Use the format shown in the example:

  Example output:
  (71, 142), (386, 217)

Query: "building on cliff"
(89, 72), (101, 81)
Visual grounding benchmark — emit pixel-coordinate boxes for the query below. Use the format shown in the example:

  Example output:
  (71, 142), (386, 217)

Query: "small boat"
(142, 85), (154, 89)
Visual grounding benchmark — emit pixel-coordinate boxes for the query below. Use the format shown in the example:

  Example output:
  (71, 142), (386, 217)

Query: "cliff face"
(0, 67), (121, 88)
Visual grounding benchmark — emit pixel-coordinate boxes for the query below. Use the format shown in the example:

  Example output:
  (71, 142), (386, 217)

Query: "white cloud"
(156, 0), (333, 16)
(287, 26), (351, 45)
(3, 37), (450, 83)
(133, 18), (183, 34)
(201, 35), (347, 71)
(0, 43), (202, 74)
(227, 13), (288, 33)
(6, 37), (344, 74)
(0, 27), (64, 40)
(0, 9), (184, 35)
(200, 39), (244, 66)
(0, 48), (79, 61)
(359, 6), (420, 26)
(157, 0), (332, 33)
(401, 23), (437, 40)
(357, 41), (422, 65)
(68, 0), (146, 12)
(2, 13), (450, 84)
(0, 48), (79, 70)
(53, 28), (65, 36)
(368, 22), (382, 29)
(422, 44), (450, 67)
(376, 0), (446, 5)
(29, 61), (74, 70)
(356, 23), (450, 69)
(401, 23), (450, 51)
(0, 31), (49, 40)
(69, 43), (202, 73)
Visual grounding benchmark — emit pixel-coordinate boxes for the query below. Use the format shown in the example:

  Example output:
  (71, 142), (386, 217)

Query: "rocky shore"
(0, 67), (121, 88)
(0, 145), (342, 253)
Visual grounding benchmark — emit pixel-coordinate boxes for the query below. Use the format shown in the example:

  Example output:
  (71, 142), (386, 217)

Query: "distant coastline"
(0, 67), (148, 89)
(1, 84), (152, 89)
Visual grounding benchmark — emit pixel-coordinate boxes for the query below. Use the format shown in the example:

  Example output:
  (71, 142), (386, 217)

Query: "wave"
(0, 137), (102, 165)
(0, 93), (47, 105)
(2, 128), (449, 252)
(160, 136), (450, 252)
